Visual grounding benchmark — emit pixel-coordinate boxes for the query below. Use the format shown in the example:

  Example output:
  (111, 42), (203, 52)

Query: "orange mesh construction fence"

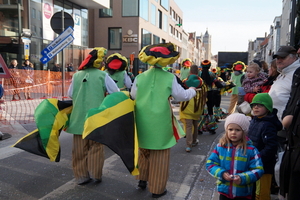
(0, 69), (73, 125)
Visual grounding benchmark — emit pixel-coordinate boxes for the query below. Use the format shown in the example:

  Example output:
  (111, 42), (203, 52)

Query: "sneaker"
(152, 190), (167, 198)
(185, 147), (191, 152)
(198, 130), (203, 135)
(209, 130), (216, 134)
(192, 139), (199, 147)
(138, 180), (147, 189)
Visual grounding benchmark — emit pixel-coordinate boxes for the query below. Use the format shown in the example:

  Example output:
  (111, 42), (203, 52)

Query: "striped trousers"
(136, 148), (170, 194)
(72, 135), (104, 183)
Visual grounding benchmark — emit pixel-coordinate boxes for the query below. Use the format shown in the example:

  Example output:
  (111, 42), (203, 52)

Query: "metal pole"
(17, 0), (22, 66)
(61, 10), (65, 100)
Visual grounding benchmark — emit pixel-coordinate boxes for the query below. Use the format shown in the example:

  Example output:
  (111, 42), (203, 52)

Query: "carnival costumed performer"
(198, 60), (221, 134)
(131, 43), (196, 198)
(211, 67), (228, 122)
(66, 47), (120, 185)
(227, 61), (246, 114)
(105, 53), (133, 91)
(180, 58), (192, 80)
(180, 65), (207, 152)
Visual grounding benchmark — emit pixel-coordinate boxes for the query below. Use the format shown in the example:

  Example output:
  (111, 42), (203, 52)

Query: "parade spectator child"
(242, 62), (267, 103)
(179, 65), (207, 152)
(206, 113), (264, 200)
(248, 93), (282, 200)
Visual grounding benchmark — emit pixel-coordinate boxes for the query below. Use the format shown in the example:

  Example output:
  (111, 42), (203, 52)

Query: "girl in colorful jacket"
(206, 113), (264, 199)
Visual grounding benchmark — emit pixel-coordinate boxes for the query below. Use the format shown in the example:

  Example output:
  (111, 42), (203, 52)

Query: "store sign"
(123, 30), (138, 43)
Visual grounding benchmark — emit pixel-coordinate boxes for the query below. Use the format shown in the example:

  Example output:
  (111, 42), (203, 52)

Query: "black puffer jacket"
(248, 109), (282, 174)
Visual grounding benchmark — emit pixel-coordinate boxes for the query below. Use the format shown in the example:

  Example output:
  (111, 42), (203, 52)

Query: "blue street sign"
(40, 34), (74, 64)
(41, 26), (74, 56)
(25, 44), (29, 50)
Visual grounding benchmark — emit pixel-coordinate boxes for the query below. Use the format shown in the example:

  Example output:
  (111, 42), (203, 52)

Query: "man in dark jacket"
(248, 93), (282, 200)
(281, 64), (300, 200)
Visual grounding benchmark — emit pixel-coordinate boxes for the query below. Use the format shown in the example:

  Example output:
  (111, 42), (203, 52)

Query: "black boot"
(138, 180), (147, 189)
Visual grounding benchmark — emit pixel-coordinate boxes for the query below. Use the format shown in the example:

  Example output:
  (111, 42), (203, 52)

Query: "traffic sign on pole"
(40, 34), (74, 64)
(41, 26), (73, 56)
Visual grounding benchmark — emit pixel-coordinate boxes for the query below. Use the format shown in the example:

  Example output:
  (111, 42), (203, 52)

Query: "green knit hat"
(250, 93), (273, 113)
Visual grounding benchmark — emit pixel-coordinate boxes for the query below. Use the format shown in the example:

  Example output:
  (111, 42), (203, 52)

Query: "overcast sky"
(174, 0), (282, 55)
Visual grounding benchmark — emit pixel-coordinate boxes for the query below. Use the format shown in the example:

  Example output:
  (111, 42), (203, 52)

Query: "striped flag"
(13, 99), (72, 162)
(83, 92), (139, 175)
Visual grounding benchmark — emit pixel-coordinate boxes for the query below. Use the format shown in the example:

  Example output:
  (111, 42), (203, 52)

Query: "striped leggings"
(136, 148), (170, 194)
(72, 135), (104, 182)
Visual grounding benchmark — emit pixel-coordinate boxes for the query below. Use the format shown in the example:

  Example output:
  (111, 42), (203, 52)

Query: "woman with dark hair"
(260, 59), (280, 93)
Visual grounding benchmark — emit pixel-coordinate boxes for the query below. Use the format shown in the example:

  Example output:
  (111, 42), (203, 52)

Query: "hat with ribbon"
(78, 47), (107, 70)
(138, 43), (180, 68)
(106, 53), (128, 71)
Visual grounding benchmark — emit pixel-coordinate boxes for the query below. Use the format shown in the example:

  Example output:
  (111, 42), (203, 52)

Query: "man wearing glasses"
(269, 46), (300, 151)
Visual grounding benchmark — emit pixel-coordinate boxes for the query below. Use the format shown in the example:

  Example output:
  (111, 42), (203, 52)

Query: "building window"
(109, 28), (122, 50)
(153, 34), (160, 44)
(151, 4), (156, 25)
(140, 0), (149, 20)
(31, 8), (36, 19)
(158, 9), (162, 29)
(142, 29), (151, 48)
(123, 0), (138, 16)
(169, 25), (173, 35)
(38, 10), (42, 20)
(163, 13), (168, 32)
(160, 0), (169, 11)
(99, 0), (113, 17)
(100, 8), (113, 17)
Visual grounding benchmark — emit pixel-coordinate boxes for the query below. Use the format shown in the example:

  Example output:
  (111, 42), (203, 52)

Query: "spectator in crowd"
(206, 113), (264, 200)
(66, 47), (119, 185)
(280, 46), (300, 200)
(260, 60), (269, 74)
(8, 59), (21, 100)
(52, 63), (61, 72)
(67, 63), (74, 72)
(8, 59), (19, 69)
(248, 93), (282, 200)
(131, 43), (196, 198)
(268, 46), (300, 151)
(242, 61), (267, 103)
(260, 59), (280, 93)
(20, 60), (34, 99)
